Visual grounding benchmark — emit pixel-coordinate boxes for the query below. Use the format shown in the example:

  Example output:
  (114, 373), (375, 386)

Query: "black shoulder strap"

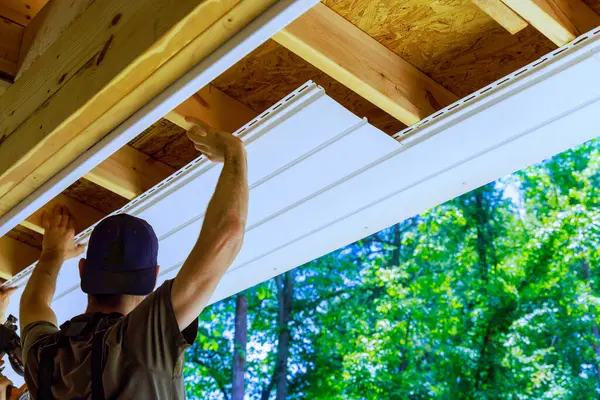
(36, 335), (60, 400)
(36, 314), (121, 400)
(91, 326), (107, 400)
(91, 313), (121, 400)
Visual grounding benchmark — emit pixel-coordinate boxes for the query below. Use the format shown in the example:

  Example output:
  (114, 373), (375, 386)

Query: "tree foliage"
(184, 138), (600, 399)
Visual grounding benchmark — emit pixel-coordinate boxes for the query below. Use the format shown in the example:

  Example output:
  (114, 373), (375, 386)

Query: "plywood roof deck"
(1, 0), (600, 279)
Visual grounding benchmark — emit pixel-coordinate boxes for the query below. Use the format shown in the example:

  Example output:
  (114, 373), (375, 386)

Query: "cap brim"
(81, 266), (157, 296)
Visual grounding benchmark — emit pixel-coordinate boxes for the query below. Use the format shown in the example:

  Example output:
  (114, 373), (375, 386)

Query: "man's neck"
(85, 303), (130, 315)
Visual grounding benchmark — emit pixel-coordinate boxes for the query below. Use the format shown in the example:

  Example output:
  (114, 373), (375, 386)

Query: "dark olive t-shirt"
(21, 280), (198, 399)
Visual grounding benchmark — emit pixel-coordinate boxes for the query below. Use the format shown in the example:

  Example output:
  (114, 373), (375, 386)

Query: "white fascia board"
(0, 0), (319, 238)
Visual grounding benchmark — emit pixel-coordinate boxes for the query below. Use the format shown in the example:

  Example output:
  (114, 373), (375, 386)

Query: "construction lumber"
(273, 3), (458, 126)
(502, 0), (600, 46)
(165, 84), (257, 132)
(0, 0), (277, 222)
(0, 16), (23, 79)
(471, 0), (529, 34)
(0, 236), (40, 280)
(21, 194), (105, 234)
(16, 0), (94, 80)
(85, 146), (175, 200)
(0, 0), (47, 26)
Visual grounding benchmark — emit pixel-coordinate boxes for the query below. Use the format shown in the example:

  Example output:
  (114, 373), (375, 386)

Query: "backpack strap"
(91, 323), (109, 400)
(36, 313), (121, 400)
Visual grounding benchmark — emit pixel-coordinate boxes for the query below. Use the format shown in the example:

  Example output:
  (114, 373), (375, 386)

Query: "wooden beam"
(0, 0), (276, 220)
(471, 0), (529, 34)
(16, 0), (94, 80)
(502, 0), (600, 46)
(165, 84), (257, 131)
(273, 3), (458, 127)
(85, 146), (175, 200)
(85, 84), (256, 198)
(0, 236), (40, 280)
(0, 0), (48, 26)
(0, 16), (23, 79)
(21, 193), (105, 234)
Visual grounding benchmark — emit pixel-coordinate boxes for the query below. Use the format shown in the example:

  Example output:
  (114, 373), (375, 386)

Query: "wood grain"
(212, 40), (407, 135)
(0, 16), (22, 78)
(63, 179), (128, 215)
(274, 3), (457, 126)
(21, 193), (105, 234)
(471, 0), (529, 34)
(0, 0), (48, 26)
(0, 235), (40, 279)
(86, 146), (175, 200)
(0, 0), (276, 221)
(16, 0), (94, 79)
(502, 0), (600, 45)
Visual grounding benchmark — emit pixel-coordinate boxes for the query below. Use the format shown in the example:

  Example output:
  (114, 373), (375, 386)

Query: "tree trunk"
(276, 270), (294, 400)
(261, 270), (294, 400)
(232, 294), (248, 400)
(581, 259), (600, 382)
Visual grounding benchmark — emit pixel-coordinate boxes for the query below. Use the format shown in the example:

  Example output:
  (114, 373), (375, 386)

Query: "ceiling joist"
(471, 0), (529, 34)
(502, 0), (600, 46)
(273, 3), (458, 126)
(0, 0), (277, 223)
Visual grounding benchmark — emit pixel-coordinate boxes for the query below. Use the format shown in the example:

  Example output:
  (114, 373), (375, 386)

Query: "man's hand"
(0, 288), (16, 323)
(172, 118), (248, 329)
(41, 206), (85, 260)
(186, 117), (244, 163)
(20, 206), (84, 330)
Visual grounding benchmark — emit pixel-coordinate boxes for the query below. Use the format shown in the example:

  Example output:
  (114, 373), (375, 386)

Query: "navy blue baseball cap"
(81, 214), (159, 296)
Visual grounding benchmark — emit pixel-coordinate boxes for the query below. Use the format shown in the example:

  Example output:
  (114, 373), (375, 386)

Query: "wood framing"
(0, 0), (47, 26)
(502, 0), (600, 46)
(0, 236), (40, 280)
(21, 194), (105, 234)
(0, 16), (23, 79)
(0, 0), (277, 222)
(273, 3), (458, 126)
(165, 84), (257, 132)
(16, 0), (94, 80)
(471, 0), (528, 34)
(85, 146), (175, 200)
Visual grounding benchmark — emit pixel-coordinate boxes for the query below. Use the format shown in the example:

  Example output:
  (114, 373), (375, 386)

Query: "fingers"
(47, 205), (73, 229)
(1, 288), (16, 297)
(66, 244), (86, 260)
(42, 211), (50, 230)
(53, 205), (63, 227)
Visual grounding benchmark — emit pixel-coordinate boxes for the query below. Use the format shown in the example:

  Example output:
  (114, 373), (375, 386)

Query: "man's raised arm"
(20, 207), (85, 330)
(171, 118), (249, 329)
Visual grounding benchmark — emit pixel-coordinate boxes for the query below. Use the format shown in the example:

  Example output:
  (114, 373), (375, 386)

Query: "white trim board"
(0, 0), (319, 238)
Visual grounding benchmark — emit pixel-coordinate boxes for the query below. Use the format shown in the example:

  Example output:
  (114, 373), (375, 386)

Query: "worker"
(0, 287), (16, 400)
(18, 118), (249, 399)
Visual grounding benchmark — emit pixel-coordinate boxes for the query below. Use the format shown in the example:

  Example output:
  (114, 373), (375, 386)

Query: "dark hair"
(89, 294), (127, 308)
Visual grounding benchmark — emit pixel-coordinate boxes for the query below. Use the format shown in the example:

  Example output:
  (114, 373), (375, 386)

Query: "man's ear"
(155, 265), (160, 278)
(78, 258), (86, 279)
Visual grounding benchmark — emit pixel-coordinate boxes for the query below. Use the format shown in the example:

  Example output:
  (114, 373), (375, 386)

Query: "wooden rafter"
(502, 0), (600, 46)
(0, 235), (40, 280)
(273, 3), (458, 127)
(0, 0), (277, 222)
(471, 0), (529, 34)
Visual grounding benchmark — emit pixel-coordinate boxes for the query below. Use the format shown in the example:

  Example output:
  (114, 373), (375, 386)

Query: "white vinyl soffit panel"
(4, 26), (600, 325)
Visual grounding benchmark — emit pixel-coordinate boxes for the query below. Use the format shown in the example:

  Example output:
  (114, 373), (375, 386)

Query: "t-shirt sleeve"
(112, 280), (198, 372)
(21, 320), (60, 393)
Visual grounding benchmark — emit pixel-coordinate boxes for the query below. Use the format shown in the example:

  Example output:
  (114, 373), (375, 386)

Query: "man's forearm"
(20, 251), (63, 329)
(172, 140), (249, 328)
(204, 142), (248, 233)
